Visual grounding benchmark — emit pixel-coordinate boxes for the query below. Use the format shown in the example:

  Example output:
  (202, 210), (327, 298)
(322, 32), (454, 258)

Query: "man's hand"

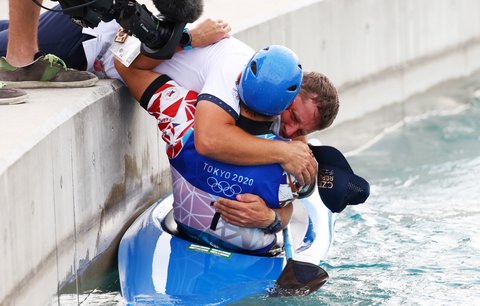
(214, 194), (275, 228)
(190, 18), (231, 48)
(279, 140), (318, 187)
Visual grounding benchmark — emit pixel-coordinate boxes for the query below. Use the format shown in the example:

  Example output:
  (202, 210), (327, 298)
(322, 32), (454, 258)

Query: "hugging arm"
(194, 100), (317, 186)
(214, 194), (293, 230)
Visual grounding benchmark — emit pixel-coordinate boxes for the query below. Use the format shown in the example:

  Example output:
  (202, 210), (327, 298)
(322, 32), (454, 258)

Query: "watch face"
(180, 32), (189, 46)
(180, 31), (192, 48)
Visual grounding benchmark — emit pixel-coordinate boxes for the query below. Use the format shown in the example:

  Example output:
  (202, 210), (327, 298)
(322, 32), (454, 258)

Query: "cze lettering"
(319, 180), (333, 189)
(318, 174), (334, 189)
(203, 162), (254, 186)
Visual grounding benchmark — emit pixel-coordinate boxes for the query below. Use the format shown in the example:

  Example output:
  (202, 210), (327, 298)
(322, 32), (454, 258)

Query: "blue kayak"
(118, 191), (335, 305)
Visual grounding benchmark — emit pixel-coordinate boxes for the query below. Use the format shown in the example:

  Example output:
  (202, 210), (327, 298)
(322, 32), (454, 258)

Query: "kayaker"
(115, 45), (309, 254)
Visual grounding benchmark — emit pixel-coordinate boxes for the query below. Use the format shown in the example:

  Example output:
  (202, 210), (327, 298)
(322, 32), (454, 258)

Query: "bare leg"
(6, 0), (41, 66)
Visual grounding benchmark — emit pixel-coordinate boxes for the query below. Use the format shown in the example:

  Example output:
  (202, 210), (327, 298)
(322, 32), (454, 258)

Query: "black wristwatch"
(179, 28), (193, 50)
(263, 210), (282, 234)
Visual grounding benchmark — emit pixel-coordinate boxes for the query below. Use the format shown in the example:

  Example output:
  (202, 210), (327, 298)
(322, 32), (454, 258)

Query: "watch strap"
(262, 210), (282, 234)
(180, 28), (193, 50)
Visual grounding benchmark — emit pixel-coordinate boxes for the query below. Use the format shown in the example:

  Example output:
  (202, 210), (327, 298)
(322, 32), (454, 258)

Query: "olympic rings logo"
(207, 177), (242, 197)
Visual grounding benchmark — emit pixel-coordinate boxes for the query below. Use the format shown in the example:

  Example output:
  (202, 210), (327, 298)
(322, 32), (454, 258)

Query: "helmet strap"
(236, 114), (275, 135)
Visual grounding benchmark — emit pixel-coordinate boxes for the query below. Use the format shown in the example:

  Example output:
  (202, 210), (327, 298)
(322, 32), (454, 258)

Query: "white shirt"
(151, 38), (254, 117)
(85, 20), (255, 118)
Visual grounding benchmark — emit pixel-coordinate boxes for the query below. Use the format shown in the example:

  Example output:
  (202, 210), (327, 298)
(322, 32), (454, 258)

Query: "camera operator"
(0, 0), (204, 105)
(0, 0), (98, 105)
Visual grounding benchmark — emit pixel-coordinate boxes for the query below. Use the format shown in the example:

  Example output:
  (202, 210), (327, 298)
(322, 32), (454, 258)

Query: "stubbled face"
(280, 95), (319, 138)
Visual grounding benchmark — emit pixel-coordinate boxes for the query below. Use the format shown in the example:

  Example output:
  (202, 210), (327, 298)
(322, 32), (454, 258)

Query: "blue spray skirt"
(118, 191), (335, 304)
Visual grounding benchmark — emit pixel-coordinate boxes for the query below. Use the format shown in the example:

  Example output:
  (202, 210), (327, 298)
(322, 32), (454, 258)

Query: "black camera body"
(53, 0), (193, 59)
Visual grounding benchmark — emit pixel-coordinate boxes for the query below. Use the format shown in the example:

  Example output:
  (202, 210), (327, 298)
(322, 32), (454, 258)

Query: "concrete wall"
(2, 0), (480, 305)
(0, 81), (172, 305)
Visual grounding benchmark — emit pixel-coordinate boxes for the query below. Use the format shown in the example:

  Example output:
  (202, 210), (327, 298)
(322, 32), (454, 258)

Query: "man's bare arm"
(114, 59), (159, 101)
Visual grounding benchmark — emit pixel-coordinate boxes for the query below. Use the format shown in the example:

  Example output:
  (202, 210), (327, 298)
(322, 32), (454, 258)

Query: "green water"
(55, 76), (480, 305)
(316, 89), (480, 305)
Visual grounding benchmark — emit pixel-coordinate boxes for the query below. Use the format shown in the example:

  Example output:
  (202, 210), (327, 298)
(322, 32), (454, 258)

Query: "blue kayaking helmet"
(238, 45), (303, 116)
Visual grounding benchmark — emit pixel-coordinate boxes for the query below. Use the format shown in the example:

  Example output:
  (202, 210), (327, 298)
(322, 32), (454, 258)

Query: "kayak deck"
(118, 192), (334, 304)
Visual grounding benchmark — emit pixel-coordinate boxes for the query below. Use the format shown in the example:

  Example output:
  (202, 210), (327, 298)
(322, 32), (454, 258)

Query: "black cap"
(310, 145), (370, 213)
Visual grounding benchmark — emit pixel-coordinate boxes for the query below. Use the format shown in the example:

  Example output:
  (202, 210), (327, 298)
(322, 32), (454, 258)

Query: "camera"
(51, 0), (203, 59)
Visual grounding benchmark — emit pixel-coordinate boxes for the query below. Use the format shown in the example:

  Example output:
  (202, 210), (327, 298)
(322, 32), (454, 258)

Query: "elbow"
(194, 135), (216, 157)
(113, 57), (121, 70)
(113, 58), (127, 75)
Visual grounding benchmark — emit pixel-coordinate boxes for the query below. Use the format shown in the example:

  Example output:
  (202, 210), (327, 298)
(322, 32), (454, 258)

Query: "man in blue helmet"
(115, 45), (305, 254)
(117, 36), (325, 188)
